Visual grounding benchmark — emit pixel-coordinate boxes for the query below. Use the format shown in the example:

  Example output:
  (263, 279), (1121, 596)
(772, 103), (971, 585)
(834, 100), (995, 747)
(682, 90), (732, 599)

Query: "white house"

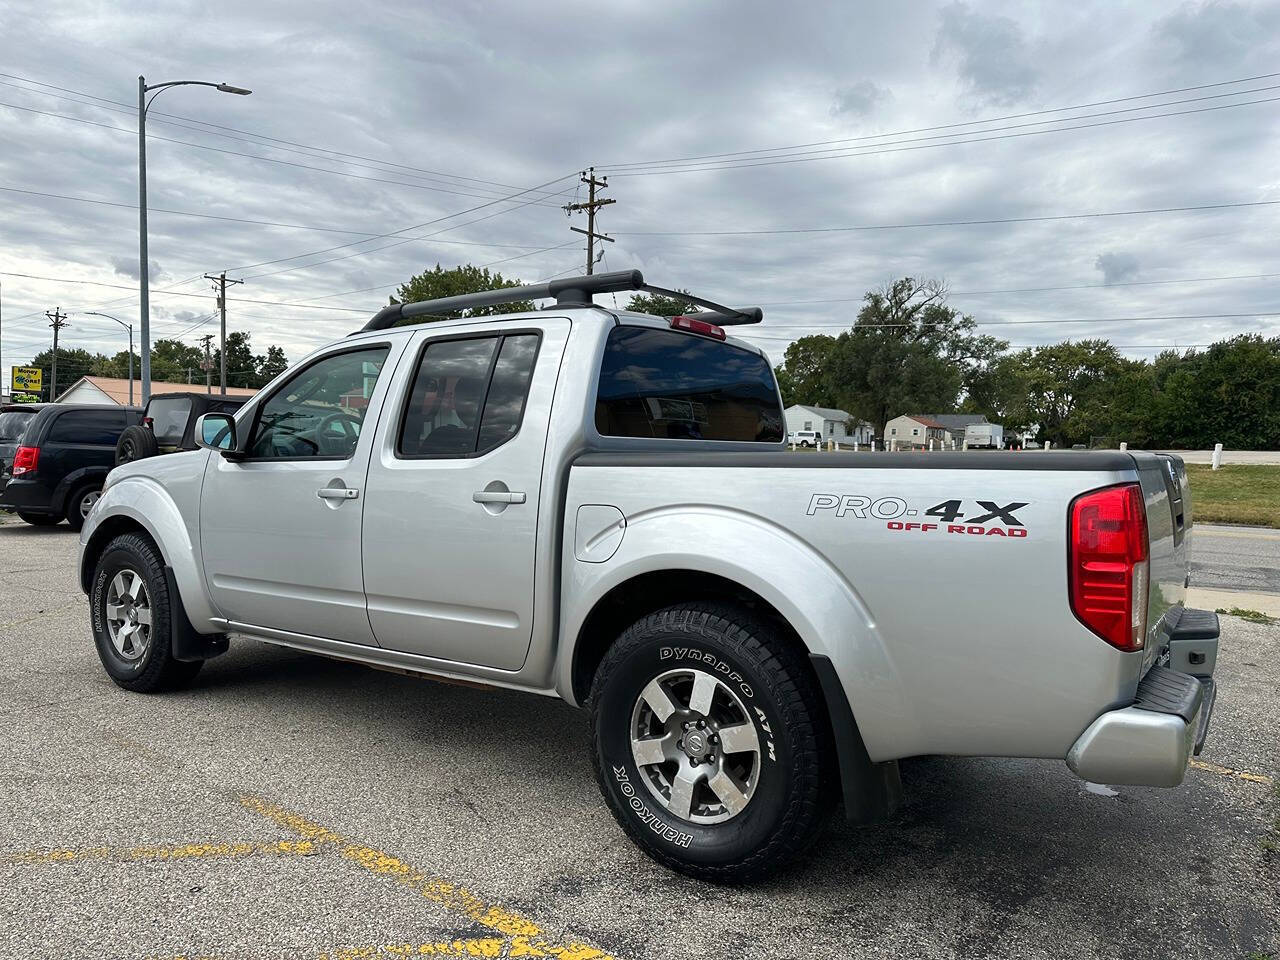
(55, 376), (257, 406)
(784, 405), (873, 444)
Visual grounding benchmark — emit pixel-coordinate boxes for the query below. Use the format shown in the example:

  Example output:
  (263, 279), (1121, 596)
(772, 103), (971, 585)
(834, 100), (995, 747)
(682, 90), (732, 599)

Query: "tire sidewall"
(594, 629), (793, 869)
(91, 542), (170, 683)
(64, 482), (101, 530)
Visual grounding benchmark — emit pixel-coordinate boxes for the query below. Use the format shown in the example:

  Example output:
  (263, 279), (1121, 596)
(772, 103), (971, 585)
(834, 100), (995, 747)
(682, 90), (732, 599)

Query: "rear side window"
(0, 410), (35, 441)
(46, 410), (126, 445)
(146, 397), (193, 445)
(398, 333), (541, 458)
(595, 326), (783, 442)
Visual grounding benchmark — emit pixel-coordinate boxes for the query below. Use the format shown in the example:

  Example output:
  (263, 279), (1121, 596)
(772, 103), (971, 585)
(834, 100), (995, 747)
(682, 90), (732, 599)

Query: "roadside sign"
(11, 366), (42, 394)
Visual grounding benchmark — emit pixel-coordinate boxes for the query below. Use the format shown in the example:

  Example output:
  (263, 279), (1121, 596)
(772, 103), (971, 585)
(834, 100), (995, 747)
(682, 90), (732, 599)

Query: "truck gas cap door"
(575, 504), (626, 563)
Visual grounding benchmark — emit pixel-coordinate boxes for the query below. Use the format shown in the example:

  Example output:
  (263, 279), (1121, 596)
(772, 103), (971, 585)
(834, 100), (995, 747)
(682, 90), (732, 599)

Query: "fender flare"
(79, 475), (220, 631)
(559, 504), (924, 764)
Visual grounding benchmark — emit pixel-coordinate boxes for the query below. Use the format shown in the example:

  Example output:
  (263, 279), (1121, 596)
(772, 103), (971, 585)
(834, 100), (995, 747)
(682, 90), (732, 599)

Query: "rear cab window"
(594, 325), (783, 442)
(146, 397), (193, 445)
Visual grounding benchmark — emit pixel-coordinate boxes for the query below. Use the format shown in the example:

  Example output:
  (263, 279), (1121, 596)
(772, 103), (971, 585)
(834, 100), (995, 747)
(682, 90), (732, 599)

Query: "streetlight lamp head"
(216, 84), (252, 95)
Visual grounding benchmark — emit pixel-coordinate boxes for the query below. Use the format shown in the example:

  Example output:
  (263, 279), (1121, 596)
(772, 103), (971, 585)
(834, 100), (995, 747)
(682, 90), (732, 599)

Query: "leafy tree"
(774, 335), (839, 408)
(258, 344), (289, 385)
(150, 338), (205, 384)
(1007, 340), (1127, 447)
(212, 331), (258, 389)
(26, 347), (102, 399)
(821, 278), (1007, 435)
(625, 290), (701, 317)
(394, 264), (532, 321)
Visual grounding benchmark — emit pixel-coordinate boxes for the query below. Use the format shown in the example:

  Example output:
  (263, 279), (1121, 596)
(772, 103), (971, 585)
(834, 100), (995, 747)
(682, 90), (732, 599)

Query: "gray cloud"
(110, 257), (165, 282)
(1095, 252), (1142, 285)
(931, 3), (1039, 106)
(831, 81), (891, 118)
(1153, 2), (1280, 69)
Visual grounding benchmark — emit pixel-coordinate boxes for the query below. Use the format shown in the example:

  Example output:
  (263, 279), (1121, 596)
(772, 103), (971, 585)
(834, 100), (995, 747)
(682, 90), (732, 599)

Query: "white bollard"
(854, 441), (859, 453)
(1043, 441), (1051, 450)
(872, 439), (877, 451)
(962, 440), (968, 451)
(1119, 441), (1127, 451)
(790, 441), (796, 451)
(1212, 442), (1223, 470)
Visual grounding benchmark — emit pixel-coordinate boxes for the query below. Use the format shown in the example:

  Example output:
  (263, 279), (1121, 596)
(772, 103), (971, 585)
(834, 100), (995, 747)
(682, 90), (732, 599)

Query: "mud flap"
(164, 566), (229, 662)
(810, 653), (902, 823)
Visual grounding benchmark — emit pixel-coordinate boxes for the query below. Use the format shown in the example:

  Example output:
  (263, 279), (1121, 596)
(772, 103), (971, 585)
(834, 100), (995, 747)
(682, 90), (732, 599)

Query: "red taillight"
(670, 315), (726, 340)
(11, 445), (39, 477)
(1069, 483), (1149, 651)
(143, 417), (153, 427)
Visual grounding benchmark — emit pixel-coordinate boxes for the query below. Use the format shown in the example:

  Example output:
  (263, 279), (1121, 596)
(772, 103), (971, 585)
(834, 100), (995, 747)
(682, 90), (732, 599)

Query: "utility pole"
(562, 167), (615, 275)
(199, 334), (214, 395)
(46, 308), (68, 401)
(204, 271), (243, 395)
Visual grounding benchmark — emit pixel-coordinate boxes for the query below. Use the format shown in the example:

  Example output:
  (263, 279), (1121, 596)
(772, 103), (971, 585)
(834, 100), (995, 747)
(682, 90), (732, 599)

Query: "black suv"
(0, 404), (142, 529)
(0, 403), (48, 480)
(116, 392), (248, 464)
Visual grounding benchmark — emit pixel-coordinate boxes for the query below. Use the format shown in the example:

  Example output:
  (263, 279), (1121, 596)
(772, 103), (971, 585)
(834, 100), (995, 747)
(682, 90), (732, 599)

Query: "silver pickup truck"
(79, 270), (1220, 881)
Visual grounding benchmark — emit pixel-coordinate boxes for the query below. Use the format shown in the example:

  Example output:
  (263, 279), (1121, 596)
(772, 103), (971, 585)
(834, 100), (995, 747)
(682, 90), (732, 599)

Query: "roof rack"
(359, 269), (763, 332)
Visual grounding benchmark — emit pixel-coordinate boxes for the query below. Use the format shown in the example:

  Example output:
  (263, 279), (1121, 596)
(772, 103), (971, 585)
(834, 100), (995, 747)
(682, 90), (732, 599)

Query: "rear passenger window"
(46, 410), (126, 445)
(398, 333), (540, 458)
(595, 326), (784, 442)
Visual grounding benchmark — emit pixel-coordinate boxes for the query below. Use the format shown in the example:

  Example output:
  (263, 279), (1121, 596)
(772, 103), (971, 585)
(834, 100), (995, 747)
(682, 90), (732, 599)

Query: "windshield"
(0, 410), (35, 442)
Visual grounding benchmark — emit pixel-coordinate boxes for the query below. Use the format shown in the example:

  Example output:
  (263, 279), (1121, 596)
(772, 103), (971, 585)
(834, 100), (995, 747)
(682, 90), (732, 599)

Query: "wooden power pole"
(199, 334), (215, 395)
(46, 307), (68, 401)
(562, 167), (615, 275)
(204, 271), (243, 395)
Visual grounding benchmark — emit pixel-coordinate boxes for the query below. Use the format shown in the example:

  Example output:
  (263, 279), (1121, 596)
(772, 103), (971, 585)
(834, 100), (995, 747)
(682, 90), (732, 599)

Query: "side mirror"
(194, 413), (238, 454)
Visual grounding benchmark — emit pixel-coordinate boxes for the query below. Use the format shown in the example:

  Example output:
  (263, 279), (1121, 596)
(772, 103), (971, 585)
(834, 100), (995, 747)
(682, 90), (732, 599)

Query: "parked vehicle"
(2, 404), (142, 528)
(964, 422), (1004, 449)
(0, 402), (47, 491)
(79, 271), (1219, 881)
(789, 429), (821, 447)
(116, 392), (249, 465)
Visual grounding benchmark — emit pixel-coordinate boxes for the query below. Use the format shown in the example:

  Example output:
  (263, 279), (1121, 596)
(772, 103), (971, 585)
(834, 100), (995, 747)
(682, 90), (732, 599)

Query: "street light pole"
(85, 312), (135, 407)
(138, 76), (251, 406)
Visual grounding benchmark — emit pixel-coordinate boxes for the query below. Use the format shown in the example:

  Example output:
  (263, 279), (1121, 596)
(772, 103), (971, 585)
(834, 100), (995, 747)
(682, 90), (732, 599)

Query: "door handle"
(317, 486), (360, 500)
(472, 490), (526, 504)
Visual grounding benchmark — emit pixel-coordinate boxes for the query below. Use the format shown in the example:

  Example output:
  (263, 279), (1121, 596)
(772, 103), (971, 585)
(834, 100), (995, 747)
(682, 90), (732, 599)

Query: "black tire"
(589, 603), (832, 882)
(17, 512), (60, 526)
(115, 424), (158, 466)
(64, 482), (102, 531)
(90, 533), (203, 693)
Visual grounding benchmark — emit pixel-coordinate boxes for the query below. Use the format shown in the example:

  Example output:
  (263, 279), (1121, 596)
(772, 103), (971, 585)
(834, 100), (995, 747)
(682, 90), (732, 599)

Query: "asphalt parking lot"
(1, 518), (1277, 960)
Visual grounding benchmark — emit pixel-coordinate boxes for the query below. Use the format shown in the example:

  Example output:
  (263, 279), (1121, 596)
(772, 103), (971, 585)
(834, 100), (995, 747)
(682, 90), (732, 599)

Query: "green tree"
(774, 335), (839, 408)
(150, 338), (205, 384)
(394, 264), (532, 321)
(1010, 340), (1127, 447)
(625, 290), (701, 317)
(822, 278), (1007, 435)
(26, 346), (103, 399)
(212, 331), (258, 389)
(258, 344), (289, 385)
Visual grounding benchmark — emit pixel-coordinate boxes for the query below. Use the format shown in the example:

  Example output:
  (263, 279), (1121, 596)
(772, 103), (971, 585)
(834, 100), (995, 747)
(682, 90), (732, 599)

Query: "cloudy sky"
(1, 0), (1278, 384)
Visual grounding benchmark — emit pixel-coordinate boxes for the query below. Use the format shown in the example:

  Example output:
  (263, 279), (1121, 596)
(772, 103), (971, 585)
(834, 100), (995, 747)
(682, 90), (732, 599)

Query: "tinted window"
(595, 327), (783, 442)
(46, 409), (127, 445)
(0, 410), (35, 441)
(248, 347), (389, 459)
(146, 397), (193, 445)
(399, 334), (540, 458)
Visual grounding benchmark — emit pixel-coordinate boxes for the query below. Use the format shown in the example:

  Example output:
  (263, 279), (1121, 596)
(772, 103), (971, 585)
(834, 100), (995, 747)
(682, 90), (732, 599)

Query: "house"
(784, 405), (873, 444)
(916, 412), (989, 444)
(56, 376), (257, 407)
(884, 414), (951, 449)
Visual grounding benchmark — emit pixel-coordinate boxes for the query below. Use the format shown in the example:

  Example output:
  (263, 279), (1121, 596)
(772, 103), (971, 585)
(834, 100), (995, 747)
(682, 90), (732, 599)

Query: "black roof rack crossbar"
(358, 269), (762, 331)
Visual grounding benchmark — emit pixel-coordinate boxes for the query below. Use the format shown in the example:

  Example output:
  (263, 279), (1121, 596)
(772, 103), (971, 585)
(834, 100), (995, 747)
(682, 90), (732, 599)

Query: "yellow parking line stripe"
(239, 795), (613, 960)
(322, 939), (530, 958)
(1190, 759), (1274, 785)
(6, 839), (318, 864)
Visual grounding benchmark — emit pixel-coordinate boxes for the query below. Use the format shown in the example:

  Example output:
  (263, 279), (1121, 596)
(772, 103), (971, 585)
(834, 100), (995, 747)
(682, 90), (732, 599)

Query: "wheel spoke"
(717, 722), (759, 756)
(106, 603), (123, 622)
(134, 606), (152, 627)
(126, 572), (145, 601)
(668, 765), (701, 820)
(707, 769), (751, 816)
(640, 679), (677, 723)
(688, 671), (717, 717)
(631, 736), (667, 768)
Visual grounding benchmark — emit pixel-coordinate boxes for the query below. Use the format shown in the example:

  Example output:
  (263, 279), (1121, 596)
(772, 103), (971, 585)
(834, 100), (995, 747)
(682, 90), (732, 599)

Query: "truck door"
(200, 341), (399, 644)
(361, 318), (570, 670)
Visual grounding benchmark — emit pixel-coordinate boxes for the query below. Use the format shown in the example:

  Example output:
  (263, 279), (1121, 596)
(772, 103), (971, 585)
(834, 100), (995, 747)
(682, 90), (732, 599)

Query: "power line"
(0, 73), (574, 203)
(0, 97), (568, 208)
(562, 168), (615, 275)
(613, 199), (1280, 237)
(755, 272), (1280, 306)
(599, 71), (1280, 170)
(743, 311), (1280, 336)
(603, 95), (1280, 176)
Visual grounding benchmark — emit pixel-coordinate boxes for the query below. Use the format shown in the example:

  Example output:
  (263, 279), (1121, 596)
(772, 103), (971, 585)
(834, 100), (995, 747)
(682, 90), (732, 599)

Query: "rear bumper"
(1066, 608), (1219, 788)
(0, 477), (53, 514)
